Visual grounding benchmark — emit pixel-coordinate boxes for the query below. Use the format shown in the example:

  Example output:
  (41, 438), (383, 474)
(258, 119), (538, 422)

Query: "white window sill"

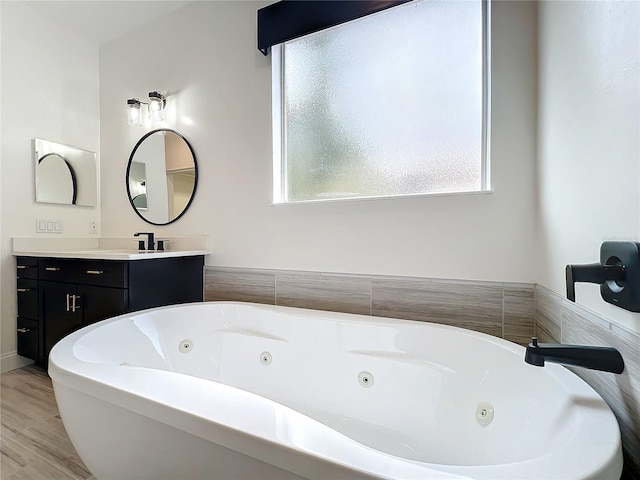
(271, 189), (495, 206)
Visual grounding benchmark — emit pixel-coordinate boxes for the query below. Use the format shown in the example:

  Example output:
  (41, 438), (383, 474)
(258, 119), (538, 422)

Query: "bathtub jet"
(49, 302), (623, 480)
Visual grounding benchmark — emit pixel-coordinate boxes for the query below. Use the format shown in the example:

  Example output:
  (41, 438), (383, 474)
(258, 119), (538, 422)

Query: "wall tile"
(534, 287), (561, 342)
(561, 304), (640, 479)
(203, 268), (535, 344)
(504, 286), (535, 345)
(204, 267), (275, 305)
(275, 272), (371, 315)
(372, 279), (503, 337)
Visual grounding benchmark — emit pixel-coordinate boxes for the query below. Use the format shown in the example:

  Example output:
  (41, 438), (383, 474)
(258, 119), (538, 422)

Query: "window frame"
(272, 0), (491, 204)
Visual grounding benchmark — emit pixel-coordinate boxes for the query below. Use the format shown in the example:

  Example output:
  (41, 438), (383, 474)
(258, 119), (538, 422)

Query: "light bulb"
(148, 91), (165, 121)
(127, 98), (142, 126)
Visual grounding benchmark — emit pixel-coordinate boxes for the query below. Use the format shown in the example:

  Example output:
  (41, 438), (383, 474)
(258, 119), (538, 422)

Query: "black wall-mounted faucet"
(566, 263), (625, 302)
(566, 241), (640, 312)
(525, 337), (624, 374)
(134, 232), (155, 251)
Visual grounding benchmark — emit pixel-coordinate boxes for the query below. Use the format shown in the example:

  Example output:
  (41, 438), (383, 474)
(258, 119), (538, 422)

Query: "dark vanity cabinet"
(16, 257), (39, 361)
(39, 258), (129, 364)
(16, 255), (204, 365)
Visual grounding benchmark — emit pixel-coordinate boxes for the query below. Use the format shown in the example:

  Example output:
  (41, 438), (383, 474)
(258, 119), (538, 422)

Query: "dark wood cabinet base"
(16, 255), (204, 366)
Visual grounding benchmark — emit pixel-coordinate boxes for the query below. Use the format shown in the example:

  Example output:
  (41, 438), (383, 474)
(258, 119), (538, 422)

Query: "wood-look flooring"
(1, 365), (94, 479)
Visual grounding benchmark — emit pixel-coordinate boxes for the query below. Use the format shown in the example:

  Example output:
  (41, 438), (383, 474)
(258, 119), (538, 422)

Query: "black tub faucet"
(525, 337), (624, 374)
(134, 232), (155, 251)
(565, 241), (640, 312)
(566, 262), (625, 302)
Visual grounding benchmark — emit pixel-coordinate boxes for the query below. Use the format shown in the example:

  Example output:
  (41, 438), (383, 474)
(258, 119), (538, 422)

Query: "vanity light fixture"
(127, 98), (142, 126)
(126, 91), (167, 126)
(148, 91), (166, 121)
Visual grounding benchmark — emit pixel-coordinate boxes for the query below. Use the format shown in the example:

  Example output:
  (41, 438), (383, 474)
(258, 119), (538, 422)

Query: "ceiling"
(25, 1), (192, 45)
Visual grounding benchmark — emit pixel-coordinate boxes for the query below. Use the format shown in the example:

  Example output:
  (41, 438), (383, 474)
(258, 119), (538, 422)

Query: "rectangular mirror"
(34, 138), (97, 207)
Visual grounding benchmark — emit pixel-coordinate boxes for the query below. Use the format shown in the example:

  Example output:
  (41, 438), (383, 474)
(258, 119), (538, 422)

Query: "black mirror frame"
(125, 128), (198, 226)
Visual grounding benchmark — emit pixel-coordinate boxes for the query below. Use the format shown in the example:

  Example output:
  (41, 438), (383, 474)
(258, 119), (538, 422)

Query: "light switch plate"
(36, 218), (63, 234)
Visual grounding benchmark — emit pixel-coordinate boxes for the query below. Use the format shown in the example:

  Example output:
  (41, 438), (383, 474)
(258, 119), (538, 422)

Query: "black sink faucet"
(134, 232), (155, 251)
(525, 337), (624, 374)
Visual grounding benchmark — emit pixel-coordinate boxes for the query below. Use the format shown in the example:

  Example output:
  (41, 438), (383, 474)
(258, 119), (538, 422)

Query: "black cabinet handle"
(17, 328), (31, 333)
(17, 265), (30, 270)
(17, 288), (31, 293)
(45, 267), (61, 272)
(86, 270), (104, 275)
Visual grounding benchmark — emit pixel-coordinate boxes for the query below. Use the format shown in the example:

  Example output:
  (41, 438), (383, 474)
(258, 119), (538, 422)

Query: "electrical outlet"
(89, 221), (98, 234)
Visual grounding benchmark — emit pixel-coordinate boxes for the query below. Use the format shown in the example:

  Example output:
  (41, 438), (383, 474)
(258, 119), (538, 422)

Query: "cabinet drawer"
(39, 259), (128, 288)
(17, 279), (38, 320)
(75, 261), (128, 288)
(17, 317), (38, 361)
(39, 258), (76, 282)
(16, 257), (38, 279)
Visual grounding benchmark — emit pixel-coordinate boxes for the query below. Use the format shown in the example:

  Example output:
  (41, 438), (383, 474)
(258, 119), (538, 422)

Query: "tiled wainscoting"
(205, 266), (535, 345)
(535, 286), (640, 479)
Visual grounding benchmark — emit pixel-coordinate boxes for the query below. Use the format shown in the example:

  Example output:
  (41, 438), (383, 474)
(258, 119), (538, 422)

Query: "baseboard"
(0, 352), (34, 373)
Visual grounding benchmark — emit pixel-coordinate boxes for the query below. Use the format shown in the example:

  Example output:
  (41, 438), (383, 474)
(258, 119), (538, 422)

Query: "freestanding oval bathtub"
(49, 302), (622, 480)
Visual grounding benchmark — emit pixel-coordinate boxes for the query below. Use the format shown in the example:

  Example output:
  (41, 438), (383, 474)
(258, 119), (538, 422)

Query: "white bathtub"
(49, 302), (623, 480)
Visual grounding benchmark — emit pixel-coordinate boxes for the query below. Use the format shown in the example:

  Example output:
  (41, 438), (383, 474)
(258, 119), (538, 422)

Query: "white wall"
(0, 1), (100, 367)
(100, 1), (537, 283)
(537, 0), (640, 334)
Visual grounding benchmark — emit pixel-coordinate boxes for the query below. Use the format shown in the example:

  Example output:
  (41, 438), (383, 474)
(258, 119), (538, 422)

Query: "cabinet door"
(40, 281), (82, 362)
(128, 256), (204, 311)
(79, 285), (127, 326)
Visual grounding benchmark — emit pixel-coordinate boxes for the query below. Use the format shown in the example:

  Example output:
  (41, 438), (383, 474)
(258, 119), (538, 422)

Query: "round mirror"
(36, 153), (77, 204)
(126, 129), (197, 225)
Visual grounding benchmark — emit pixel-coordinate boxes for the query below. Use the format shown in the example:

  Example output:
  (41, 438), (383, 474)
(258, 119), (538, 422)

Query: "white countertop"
(12, 249), (209, 261)
(11, 236), (209, 261)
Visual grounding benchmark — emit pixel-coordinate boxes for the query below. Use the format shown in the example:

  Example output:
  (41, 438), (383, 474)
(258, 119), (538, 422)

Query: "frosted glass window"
(273, 0), (488, 203)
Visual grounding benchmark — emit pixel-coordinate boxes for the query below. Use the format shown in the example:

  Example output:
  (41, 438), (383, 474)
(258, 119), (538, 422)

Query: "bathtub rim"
(49, 301), (623, 480)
